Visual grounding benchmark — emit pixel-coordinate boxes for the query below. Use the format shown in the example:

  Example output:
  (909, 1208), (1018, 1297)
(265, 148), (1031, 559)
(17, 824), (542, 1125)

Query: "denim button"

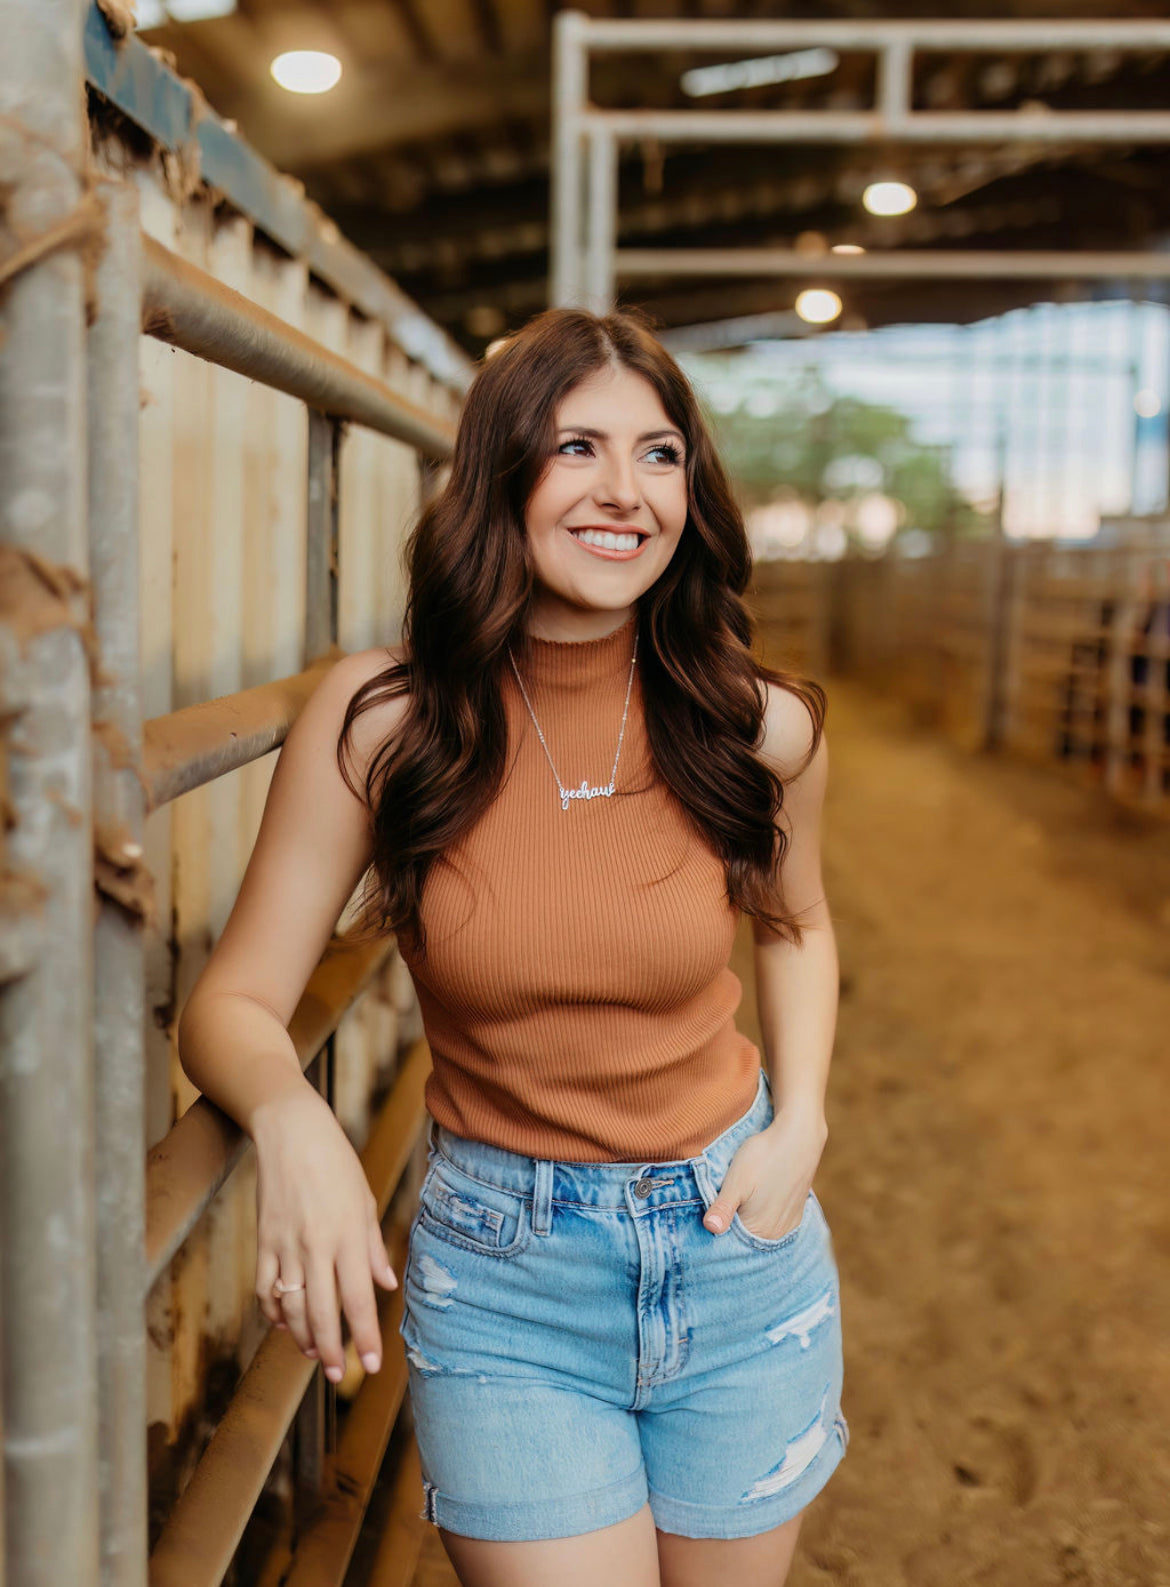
(633, 1178), (653, 1198)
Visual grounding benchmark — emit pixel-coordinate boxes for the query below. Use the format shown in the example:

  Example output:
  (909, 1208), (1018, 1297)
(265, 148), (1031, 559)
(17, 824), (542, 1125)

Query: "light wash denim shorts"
(398, 1066), (849, 1542)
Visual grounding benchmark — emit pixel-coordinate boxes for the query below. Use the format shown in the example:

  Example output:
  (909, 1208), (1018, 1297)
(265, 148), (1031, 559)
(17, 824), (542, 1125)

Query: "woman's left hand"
(703, 1103), (828, 1241)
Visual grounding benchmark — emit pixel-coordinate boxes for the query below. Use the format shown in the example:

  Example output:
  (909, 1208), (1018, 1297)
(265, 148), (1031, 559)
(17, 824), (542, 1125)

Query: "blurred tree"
(696, 364), (989, 547)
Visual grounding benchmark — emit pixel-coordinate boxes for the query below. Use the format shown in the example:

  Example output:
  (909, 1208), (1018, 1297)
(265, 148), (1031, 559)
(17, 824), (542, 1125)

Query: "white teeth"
(572, 529), (642, 552)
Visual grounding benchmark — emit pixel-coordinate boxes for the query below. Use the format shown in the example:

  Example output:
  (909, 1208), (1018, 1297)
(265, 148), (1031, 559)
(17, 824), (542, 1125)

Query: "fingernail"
(325, 1363), (344, 1383)
(361, 1351), (381, 1372)
(304, 1346), (318, 1358)
(707, 1215), (724, 1231)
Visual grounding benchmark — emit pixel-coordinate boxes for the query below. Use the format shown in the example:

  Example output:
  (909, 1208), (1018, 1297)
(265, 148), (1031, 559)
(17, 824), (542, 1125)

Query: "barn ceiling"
(139, 0), (1170, 354)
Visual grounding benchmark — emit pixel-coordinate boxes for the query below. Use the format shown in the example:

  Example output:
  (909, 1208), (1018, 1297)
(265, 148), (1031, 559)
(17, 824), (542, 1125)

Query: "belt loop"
(531, 1158), (554, 1236)
(692, 1154), (717, 1214)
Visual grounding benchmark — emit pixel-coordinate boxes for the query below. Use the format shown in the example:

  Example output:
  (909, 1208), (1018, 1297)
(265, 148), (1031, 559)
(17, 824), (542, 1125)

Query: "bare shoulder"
(311, 643), (412, 798)
(757, 678), (825, 785)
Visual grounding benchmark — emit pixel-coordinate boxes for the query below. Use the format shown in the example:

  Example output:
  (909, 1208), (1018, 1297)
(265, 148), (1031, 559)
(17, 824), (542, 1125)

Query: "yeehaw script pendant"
(559, 777), (615, 811)
(507, 628), (638, 813)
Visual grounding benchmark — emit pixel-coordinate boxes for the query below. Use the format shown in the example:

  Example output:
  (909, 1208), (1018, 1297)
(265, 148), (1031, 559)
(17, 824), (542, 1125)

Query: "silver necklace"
(507, 627), (639, 812)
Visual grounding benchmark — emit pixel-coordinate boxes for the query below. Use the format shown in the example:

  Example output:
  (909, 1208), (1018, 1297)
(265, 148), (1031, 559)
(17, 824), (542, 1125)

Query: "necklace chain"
(507, 628), (639, 812)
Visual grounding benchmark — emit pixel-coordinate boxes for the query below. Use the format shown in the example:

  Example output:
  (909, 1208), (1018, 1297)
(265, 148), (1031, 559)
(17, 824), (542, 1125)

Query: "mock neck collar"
(511, 610), (638, 691)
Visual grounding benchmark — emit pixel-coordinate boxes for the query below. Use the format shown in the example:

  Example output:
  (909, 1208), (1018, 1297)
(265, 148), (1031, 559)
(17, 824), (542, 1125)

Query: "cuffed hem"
(419, 1462), (650, 1542)
(648, 1412), (849, 1540)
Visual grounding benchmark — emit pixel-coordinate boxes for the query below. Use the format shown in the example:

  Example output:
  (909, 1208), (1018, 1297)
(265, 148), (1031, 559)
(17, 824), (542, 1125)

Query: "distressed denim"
(398, 1066), (849, 1542)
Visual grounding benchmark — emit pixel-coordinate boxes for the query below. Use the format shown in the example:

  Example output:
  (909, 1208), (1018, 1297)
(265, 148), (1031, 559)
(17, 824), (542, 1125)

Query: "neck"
(523, 599), (637, 644)
(512, 607), (638, 691)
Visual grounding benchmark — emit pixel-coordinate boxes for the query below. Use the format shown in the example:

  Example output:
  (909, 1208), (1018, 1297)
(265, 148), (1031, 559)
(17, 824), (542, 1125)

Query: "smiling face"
(522, 361), (690, 640)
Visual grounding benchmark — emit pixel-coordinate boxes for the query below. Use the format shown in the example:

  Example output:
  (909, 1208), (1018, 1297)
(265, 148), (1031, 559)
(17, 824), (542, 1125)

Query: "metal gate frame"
(550, 13), (1170, 311)
(1, 5), (466, 1585)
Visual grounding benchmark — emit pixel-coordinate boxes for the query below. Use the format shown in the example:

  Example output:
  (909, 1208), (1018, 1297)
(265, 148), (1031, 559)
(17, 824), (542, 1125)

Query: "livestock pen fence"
(750, 535), (1170, 819)
(1, 5), (471, 1586)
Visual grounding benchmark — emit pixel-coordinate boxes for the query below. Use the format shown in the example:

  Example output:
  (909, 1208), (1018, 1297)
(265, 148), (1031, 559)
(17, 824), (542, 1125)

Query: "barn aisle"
(402, 674), (1170, 1587)
(759, 677), (1170, 1587)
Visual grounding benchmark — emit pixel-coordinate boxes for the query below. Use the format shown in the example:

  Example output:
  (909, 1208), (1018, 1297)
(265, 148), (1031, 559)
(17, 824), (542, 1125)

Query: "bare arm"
(751, 684), (837, 1131)
(703, 684), (836, 1238)
(176, 646), (408, 1379)
(176, 649), (395, 1132)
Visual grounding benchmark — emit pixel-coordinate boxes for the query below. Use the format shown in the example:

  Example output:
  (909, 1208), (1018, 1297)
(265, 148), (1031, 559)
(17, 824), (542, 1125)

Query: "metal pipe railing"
(579, 17), (1170, 50)
(146, 1041), (430, 1587)
(590, 108), (1170, 144)
(615, 248), (1170, 281)
(141, 652), (342, 811)
(141, 235), (457, 461)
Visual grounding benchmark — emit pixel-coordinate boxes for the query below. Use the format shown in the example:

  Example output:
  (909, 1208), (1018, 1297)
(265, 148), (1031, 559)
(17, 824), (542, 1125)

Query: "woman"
(178, 306), (847, 1587)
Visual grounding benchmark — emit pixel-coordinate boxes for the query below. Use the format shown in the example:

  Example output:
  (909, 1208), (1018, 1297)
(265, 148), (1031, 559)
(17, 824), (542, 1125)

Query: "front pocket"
(729, 1189), (814, 1252)
(417, 1160), (531, 1258)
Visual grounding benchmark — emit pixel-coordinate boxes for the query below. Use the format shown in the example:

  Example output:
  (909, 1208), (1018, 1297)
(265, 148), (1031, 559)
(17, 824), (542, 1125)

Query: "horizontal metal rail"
(578, 18), (1170, 50)
(141, 236), (457, 461)
(147, 1038), (430, 1587)
(616, 248), (1170, 281)
(142, 649), (342, 811)
(590, 109), (1170, 144)
(145, 932), (399, 1289)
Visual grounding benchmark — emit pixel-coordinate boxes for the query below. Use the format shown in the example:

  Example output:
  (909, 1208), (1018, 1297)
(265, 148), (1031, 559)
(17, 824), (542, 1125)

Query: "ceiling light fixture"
(681, 47), (839, 99)
(270, 50), (342, 95)
(831, 243), (866, 255)
(862, 181), (917, 217)
(795, 289), (843, 325)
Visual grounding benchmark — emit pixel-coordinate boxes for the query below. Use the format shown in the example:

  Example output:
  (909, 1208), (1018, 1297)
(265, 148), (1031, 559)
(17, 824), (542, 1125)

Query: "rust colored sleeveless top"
(398, 611), (761, 1161)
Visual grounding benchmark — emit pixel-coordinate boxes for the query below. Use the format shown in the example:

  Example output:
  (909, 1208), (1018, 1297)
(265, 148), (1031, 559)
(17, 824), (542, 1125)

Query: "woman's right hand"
(250, 1082), (399, 1382)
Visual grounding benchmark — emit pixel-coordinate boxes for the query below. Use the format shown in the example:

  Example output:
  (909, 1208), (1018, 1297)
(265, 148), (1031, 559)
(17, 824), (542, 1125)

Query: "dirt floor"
(407, 675), (1170, 1587)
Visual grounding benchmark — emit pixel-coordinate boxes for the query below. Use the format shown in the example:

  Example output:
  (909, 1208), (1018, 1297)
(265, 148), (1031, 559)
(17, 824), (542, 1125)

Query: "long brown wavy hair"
(337, 304), (826, 958)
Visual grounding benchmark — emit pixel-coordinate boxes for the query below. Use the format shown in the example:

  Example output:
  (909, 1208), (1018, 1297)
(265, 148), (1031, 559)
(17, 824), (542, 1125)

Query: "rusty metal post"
(292, 1041), (338, 1525)
(0, 2), (100, 1584)
(305, 410), (342, 668)
(86, 176), (148, 1587)
(296, 407), (344, 1513)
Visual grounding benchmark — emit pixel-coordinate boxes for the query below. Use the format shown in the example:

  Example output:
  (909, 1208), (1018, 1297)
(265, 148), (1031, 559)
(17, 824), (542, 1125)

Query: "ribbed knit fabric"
(399, 610), (762, 1162)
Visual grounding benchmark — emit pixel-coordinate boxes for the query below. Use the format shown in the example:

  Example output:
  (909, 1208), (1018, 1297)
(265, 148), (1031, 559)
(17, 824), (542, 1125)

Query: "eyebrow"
(557, 425), (686, 447)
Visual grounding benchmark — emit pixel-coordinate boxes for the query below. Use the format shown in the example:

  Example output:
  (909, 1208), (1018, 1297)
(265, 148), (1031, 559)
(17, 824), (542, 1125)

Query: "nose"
(594, 455), (641, 515)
